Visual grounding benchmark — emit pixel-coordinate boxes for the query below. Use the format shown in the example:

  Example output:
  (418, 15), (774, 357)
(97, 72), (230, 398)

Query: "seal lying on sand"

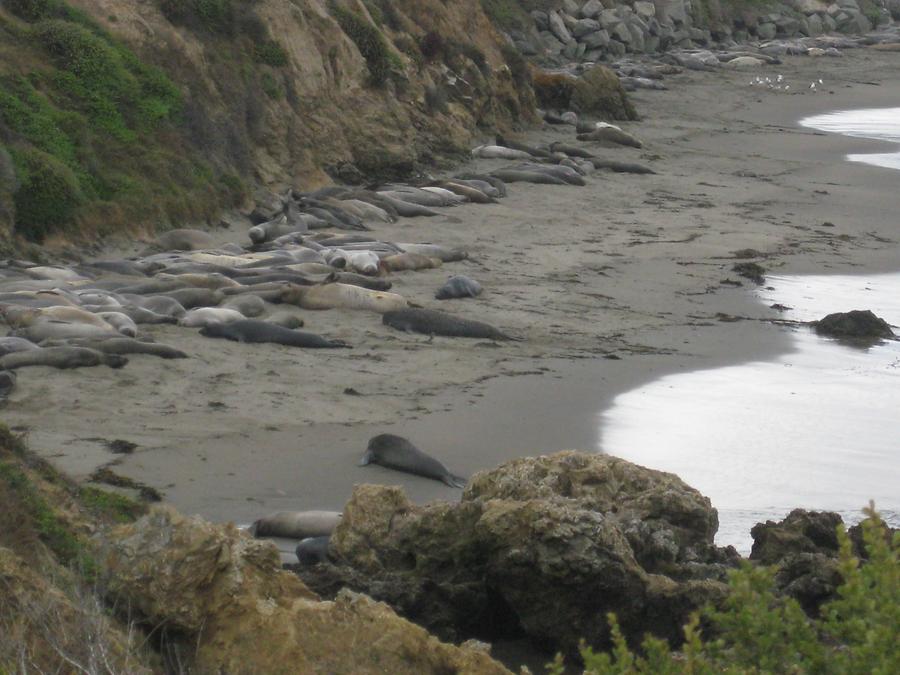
(249, 510), (342, 538)
(360, 434), (466, 488)
(435, 275), (482, 300)
(281, 283), (407, 313)
(199, 320), (350, 348)
(0, 347), (127, 370)
(382, 308), (517, 340)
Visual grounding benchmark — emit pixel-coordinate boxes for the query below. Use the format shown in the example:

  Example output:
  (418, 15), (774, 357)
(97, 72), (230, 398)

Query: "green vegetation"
(254, 38), (289, 67)
(0, 0), (250, 241)
(549, 506), (899, 674)
(330, 3), (398, 87)
(79, 486), (145, 523)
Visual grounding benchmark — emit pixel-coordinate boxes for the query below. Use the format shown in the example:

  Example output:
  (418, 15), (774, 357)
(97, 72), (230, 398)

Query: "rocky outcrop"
(301, 452), (738, 655)
(812, 309), (896, 343)
(522, 0), (892, 64)
(533, 65), (637, 120)
(748, 509), (898, 615)
(96, 505), (510, 674)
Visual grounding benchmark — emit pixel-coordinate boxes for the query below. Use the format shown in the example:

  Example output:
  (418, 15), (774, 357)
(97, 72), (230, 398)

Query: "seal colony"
(0, 128), (647, 407)
(1, 118), (658, 563)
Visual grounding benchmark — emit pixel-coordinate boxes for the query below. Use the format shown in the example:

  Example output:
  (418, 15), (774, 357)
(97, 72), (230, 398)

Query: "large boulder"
(308, 452), (735, 656)
(569, 66), (638, 120)
(97, 506), (510, 674)
(812, 309), (895, 343)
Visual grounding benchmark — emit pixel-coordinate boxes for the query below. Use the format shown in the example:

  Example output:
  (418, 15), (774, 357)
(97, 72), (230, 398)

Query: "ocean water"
(801, 107), (900, 170)
(599, 273), (900, 552)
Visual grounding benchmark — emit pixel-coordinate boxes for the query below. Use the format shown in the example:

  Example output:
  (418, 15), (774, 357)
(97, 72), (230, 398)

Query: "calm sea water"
(801, 107), (900, 170)
(599, 273), (900, 552)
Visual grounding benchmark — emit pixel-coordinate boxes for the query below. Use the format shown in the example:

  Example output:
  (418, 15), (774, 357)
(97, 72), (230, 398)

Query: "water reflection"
(599, 273), (900, 552)
(801, 107), (900, 170)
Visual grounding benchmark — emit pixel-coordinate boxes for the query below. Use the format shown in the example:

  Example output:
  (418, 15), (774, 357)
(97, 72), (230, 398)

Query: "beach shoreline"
(5, 47), (900, 535)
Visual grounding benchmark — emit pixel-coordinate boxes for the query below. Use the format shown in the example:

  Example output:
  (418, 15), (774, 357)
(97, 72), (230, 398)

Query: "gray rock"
(563, 40), (582, 60)
(572, 18), (602, 37)
(613, 22), (633, 44)
(807, 14), (825, 35)
(645, 35), (660, 52)
(539, 31), (566, 54)
(563, 0), (581, 16)
(549, 11), (574, 43)
(823, 14), (837, 31)
(584, 48), (605, 61)
(689, 27), (711, 43)
(776, 16), (801, 34)
(607, 39), (627, 57)
(634, 1), (657, 19)
(628, 23), (646, 51)
(580, 0), (605, 20)
(757, 22), (778, 39)
(599, 8), (622, 28)
(531, 10), (549, 31)
(581, 28), (611, 49)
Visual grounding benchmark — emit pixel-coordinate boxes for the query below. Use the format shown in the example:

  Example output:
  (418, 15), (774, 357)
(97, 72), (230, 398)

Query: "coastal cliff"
(0, 0), (535, 245)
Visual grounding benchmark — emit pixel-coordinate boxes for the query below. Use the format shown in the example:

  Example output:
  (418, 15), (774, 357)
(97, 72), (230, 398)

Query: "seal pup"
(264, 311), (304, 329)
(46, 338), (188, 359)
(221, 294), (266, 317)
(471, 144), (532, 160)
(199, 320), (350, 348)
(591, 158), (656, 174)
(382, 308), (517, 340)
(0, 337), (40, 357)
(295, 537), (330, 565)
(397, 244), (467, 263)
(249, 510), (342, 539)
(489, 169), (568, 185)
(436, 275), (482, 300)
(325, 271), (392, 291)
(360, 434), (466, 488)
(98, 311), (138, 337)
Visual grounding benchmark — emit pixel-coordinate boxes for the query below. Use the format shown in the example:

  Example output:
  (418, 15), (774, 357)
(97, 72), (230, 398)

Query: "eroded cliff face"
(0, 0), (535, 244)
(72, 0), (535, 184)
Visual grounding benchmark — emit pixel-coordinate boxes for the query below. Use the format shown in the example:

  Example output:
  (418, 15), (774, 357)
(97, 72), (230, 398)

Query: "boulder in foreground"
(96, 506), (510, 674)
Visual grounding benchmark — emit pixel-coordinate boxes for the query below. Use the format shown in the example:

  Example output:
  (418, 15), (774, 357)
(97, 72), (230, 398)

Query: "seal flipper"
(442, 473), (467, 489)
(358, 450), (374, 466)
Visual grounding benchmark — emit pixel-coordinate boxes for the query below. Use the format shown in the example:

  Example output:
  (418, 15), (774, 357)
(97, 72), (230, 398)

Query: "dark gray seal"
(435, 275), (482, 300)
(360, 434), (466, 488)
(382, 308), (517, 340)
(0, 347), (127, 370)
(592, 158), (656, 174)
(489, 169), (568, 186)
(295, 536), (330, 565)
(199, 320), (350, 348)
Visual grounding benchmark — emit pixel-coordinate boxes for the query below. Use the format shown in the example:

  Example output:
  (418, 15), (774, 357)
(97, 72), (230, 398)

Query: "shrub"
(157, 0), (236, 34)
(11, 148), (85, 241)
(254, 39), (289, 67)
(552, 505), (899, 674)
(331, 4), (396, 86)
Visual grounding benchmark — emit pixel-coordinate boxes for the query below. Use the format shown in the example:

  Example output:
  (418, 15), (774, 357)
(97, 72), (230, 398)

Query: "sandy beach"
(5, 47), (900, 534)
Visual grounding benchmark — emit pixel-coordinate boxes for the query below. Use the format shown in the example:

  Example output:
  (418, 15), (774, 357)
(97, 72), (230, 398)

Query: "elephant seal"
(249, 510), (342, 538)
(165, 288), (225, 309)
(295, 537), (330, 565)
(433, 180), (495, 204)
(397, 244), (467, 263)
(382, 308), (517, 340)
(489, 169), (568, 185)
(360, 434), (466, 488)
(4, 306), (113, 330)
(471, 144), (533, 160)
(591, 158), (656, 174)
(179, 307), (245, 328)
(131, 295), (187, 318)
(264, 311), (304, 329)
(436, 275), (482, 300)
(146, 228), (215, 252)
(221, 294), (266, 317)
(575, 123), (642, 148)
(0, 347), (127, 370)
(549, 142), (595, 159)
(280, 283), (407, 314)
(46, 338), (188, 359)
(199, 320), (350, 348)
(10, 322), (120, 343)
(325, 271), (392, 291)
(495, 135), (553, 159)
(383, 253), (442, 272)
(0, 337), (41, 356)
(98, 311), (138, 337)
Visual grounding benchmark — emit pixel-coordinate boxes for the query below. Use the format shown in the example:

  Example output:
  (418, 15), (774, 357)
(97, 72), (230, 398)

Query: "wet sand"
(5, 48), (900, 534)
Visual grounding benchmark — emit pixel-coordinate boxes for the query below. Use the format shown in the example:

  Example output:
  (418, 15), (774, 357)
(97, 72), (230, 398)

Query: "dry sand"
(5, 47), (900, 533)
